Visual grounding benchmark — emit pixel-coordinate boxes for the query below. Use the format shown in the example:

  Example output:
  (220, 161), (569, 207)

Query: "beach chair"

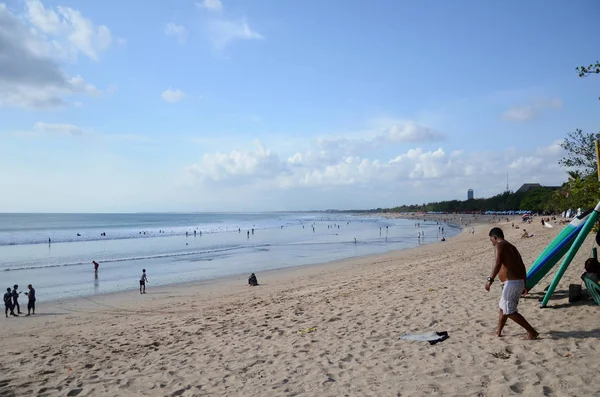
(581, 275), (600, 305)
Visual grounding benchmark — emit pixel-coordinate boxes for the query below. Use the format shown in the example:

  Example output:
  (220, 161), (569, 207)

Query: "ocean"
(0, 213), (459, 301)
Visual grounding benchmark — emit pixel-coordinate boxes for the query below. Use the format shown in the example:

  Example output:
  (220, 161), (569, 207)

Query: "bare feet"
(487, 330), (503, 337)
(523, 331), (539, 340)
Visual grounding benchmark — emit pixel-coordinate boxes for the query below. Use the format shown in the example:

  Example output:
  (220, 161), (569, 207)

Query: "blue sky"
(1, 0), (599, 212)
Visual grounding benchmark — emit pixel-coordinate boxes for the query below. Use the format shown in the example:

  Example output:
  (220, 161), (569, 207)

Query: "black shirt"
(3, 292), (11, 305)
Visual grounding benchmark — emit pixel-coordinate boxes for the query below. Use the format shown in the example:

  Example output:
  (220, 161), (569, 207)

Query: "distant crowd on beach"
(4, 284), (36, 318)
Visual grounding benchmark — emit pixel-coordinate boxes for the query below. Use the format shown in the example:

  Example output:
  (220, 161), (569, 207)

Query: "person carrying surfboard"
(485, 227), (539, 340)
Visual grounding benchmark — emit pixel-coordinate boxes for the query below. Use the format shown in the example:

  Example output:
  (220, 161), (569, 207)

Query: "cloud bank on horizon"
(0, 0), (599, 212)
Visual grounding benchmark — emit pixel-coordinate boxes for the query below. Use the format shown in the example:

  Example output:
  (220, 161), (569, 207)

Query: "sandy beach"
(1, 218), (599, 397)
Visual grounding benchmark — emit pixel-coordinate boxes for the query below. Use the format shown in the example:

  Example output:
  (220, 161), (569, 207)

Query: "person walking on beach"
(4, 288), (17, 317)
(140, 269), (148, 294)
(24, 284), (35, 316)
(485, 228), (538, 340)
(12, 285), (21, 314)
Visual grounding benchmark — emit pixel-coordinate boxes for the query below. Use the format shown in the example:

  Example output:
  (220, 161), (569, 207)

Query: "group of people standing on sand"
(3, 284), (36, 318)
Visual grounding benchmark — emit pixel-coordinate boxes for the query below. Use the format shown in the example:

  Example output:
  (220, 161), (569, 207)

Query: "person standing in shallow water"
(12, 285), (21, 314)
(485, 227), (538, 340)
(4, 288), (17, 317)
(139, 269), (148, 294)
(24, 284), (35, 316)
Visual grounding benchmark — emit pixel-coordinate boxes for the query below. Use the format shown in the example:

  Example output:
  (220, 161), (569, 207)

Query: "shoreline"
(30, 217), (467, 306)
(2, 218), (599, 396)
(4, 215), (464, 304)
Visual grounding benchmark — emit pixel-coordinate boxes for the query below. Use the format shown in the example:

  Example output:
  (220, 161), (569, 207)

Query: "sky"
(1, 0), (599, 212)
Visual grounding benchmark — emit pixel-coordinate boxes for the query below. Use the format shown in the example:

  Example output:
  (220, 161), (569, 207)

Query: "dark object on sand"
(248, 273), (259, 286)
(569, 284), (582, 303)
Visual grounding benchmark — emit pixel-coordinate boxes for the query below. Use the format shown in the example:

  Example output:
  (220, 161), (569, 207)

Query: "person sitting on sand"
(583, 257), (600, 283)
(248, 273), (259, 286)
(521, 229), (532, 239)
(485, 227), (538, 340)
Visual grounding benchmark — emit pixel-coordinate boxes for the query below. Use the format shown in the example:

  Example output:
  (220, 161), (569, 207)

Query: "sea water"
(0, 213), (459, 301)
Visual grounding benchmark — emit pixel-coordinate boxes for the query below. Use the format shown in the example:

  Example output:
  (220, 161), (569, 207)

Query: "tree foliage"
(374, 188), (556, 214)
(576, 61), (600, 100)
(559, 129), (600, 176)
(576, 61), (600, 77)
(519, 188), (553, 212)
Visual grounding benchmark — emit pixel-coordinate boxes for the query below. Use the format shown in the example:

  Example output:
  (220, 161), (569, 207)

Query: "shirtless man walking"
(485, 227), (539, 340)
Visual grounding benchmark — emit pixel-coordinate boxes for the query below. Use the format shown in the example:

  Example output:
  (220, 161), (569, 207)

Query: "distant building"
(516, 183), (561, 194)
(467, 189), (474, 200)
(516, 183), (542, 193)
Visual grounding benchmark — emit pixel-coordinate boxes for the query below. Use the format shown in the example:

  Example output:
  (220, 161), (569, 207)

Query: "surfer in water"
(485, 227), (538, 340)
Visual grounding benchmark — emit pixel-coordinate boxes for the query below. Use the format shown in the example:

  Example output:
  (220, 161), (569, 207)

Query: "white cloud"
(24, 0), (113, 60)
(207, 18), (263, 49)
(196, 0), (223, 12)
(184, 141), (289, 185)
(69, 75), (100, 95)
(4, 120), (569, 211)
(195, 0), (262, 50)
(35, 122), (84, 136)
(161, 88), (186, 103)
(502, 106), (537, 122)
(535, 140), (563, 157)
(502, 97), (562, 122)
(509, 157), (543, 169)
(106, 84), (118, 95)
(0, 2), (109, 109)
(182, 134), (567, 207)
(13, 122), (153, 143)
(386, 121), (445, 142)
(164, 23), (187, 44)
(292, 121), (444, 168)
(14, 122), (86, 138)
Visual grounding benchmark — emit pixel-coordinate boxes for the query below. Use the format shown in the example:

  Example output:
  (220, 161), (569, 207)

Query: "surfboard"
(400, 331), (449, 344)
(526, 225), (583, 290)
(529, 210), (590, 267)
(526, 211), (591, 291)
(541, 201), (600, 307)
(401, 332), (441, 341)
(544, 223), (554, 228)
